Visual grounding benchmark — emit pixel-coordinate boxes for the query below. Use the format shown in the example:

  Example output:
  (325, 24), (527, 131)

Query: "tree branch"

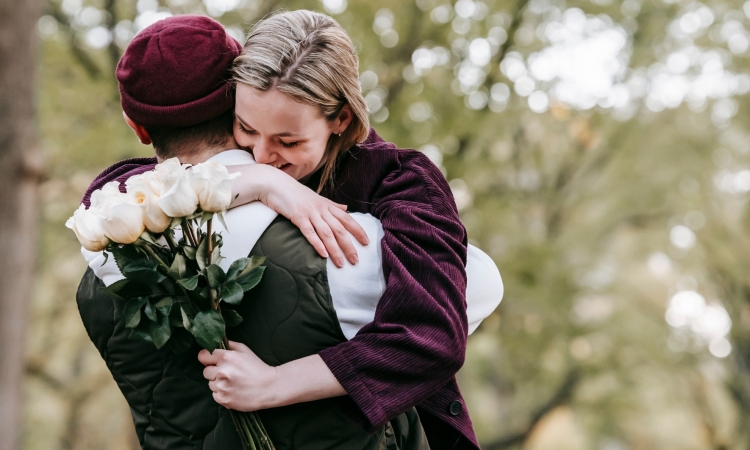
(46, 2), (102, 79)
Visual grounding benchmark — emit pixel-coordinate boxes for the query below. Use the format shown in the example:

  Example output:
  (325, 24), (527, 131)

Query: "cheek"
(232, 126), (252, 147)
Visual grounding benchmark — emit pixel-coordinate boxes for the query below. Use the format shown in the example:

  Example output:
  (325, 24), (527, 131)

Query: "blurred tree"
(0, 0), (42, 449)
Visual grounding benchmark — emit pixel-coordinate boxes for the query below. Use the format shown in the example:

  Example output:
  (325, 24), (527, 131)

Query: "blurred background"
(7, 0), (750, 448)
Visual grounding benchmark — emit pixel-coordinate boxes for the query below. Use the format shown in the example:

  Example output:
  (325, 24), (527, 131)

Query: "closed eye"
(280, 140), (299, 148)
(238, 123), (256, 135)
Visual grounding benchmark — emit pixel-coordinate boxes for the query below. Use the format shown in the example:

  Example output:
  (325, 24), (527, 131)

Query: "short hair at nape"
(145, 109), (234, 160)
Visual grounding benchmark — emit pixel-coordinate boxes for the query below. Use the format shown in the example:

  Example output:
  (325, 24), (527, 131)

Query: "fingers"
(310, 215), (345, 268)
(329, 207), (369, 246)
(322, 210), (358, 265)
(203, 365), (218, 381)
(198, 348), (223, 366)
(294, 217), (329, 259)
(334, 203), (348, 211)
(227, 340), (250, 353)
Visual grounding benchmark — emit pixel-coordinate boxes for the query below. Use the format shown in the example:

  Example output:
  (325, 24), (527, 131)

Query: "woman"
(199, 10), (478, 450)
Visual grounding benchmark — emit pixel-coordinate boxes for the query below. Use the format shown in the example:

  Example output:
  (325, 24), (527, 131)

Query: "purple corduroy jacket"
(81, 129), (478, 450)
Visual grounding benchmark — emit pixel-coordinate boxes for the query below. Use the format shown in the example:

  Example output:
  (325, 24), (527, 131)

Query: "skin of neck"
(155, 137), (241, 165)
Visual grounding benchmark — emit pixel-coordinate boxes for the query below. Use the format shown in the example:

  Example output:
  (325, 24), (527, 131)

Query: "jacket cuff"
(319, 345), (389, 431)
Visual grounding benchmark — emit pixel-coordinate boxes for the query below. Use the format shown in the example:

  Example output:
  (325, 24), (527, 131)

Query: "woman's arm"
(228, 164), (369, 267)
(199, 341), (345, 411)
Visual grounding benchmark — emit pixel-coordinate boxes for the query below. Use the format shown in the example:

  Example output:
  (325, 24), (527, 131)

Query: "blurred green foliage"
(28, 0), (750, 448)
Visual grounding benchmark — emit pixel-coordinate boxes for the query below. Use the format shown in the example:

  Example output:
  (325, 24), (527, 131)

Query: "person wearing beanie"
(75, 13), (502, 450)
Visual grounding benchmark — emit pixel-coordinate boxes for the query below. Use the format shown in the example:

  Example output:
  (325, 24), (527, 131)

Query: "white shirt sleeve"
(326, 214), (503, 339)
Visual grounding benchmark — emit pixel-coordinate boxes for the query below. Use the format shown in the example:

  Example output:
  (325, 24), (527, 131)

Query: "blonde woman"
(199, 11), (479, 450)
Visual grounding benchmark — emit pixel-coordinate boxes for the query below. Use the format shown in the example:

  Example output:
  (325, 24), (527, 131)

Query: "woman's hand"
(199, 341), (279, 411)
(228, 164), (369, 268)
(199, 340), (347, 411)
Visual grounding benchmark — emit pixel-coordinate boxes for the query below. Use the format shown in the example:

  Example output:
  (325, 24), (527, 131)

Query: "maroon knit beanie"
(116, 15), (242, 128)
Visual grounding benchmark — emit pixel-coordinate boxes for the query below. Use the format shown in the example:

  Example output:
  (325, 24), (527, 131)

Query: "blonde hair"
(232, 10), (370, 192)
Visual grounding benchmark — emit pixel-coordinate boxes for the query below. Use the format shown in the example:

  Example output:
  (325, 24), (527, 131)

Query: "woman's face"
(233, 84), (347, 181)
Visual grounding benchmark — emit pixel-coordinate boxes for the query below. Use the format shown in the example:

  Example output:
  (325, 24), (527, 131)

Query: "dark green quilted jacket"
(77, 217), (429, 450)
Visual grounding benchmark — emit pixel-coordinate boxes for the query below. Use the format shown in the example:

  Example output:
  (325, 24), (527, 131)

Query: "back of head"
(232, 10), (369, 190)
(117, 15), (242, 159)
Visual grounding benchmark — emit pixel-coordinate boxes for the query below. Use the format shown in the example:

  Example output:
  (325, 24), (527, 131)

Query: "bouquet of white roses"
(67, 158), (274, 450)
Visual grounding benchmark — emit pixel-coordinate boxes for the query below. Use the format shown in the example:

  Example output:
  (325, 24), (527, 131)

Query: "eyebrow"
(235, 113), (300, 138)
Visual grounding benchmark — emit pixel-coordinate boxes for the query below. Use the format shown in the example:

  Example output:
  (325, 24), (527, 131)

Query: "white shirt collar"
(206, 149), (256, 166)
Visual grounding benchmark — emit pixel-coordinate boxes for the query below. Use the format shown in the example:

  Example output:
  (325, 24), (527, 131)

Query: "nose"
(251, 138), (274, 164)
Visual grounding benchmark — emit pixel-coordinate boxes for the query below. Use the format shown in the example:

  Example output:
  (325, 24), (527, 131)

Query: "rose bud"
(158, 170), (200, 217)
(101, 200), (146, 244)
(190, 161), (240, 212)
(128, 174), (170, 233)
(66, 204), (110, 252)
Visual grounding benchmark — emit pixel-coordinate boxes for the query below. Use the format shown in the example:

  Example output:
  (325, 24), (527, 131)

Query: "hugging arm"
(227, 164), (369, 267)
(317, 152), (469, 430)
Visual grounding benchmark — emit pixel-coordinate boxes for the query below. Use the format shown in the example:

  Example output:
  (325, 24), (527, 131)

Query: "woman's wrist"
(227, 164), (276, 208)
(269, 354), (346, 408)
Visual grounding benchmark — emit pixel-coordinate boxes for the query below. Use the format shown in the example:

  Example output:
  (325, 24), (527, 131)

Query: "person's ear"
(332, 104), (354, 135)
(123, 112), (152, 145)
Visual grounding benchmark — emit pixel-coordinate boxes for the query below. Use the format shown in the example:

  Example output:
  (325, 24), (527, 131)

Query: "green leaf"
(150, 315), (172, 349)
(211, 245), (222, 268)
(180, 305), (193, 331)
(168, 253), (188, 280)
(236, 266), (265, 292)
(206, 264), (226, 289)
(98, 278), (130, 300)
(154, 296), (174, 317)
(200, 211), (214, 227)
(138, 230), (158, 245)
(123, 298), (146, 328)
(191, 310), (225, 353)
(177, 274), (200, 291)
(222, 308), (243, 327)
(183, 245), (197, 260)
(170, 217), (182, 229)
(120, 258), (166, 284)
(216, 211), (228, 231)
(129, 329), (153, 342)
(239, 256), (266, 278)
(144, 302), (158, 322)
(196, 237), (209, 270)
(226, 258), (249, 281)
(220, 282), (245, 305)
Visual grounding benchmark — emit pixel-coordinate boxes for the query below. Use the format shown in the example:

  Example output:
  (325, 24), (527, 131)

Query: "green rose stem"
(181, 218), (198, 247)
(206, 218), (273, 450)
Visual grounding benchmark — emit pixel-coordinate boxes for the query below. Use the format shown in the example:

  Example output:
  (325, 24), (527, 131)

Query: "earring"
(337, 132), (342, 137)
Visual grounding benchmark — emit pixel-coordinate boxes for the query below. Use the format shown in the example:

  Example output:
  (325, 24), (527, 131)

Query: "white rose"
(99, 194), (146, 244)
(66, 204), (109, 252)
(126, 171), (163, 197)
(190, 161), (240, 212)
(126, 172), (170, 233)
(90, 181), (122, 209)
(158, 169), (200, 217)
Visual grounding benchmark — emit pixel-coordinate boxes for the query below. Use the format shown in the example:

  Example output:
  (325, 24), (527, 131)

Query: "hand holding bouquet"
(67, 158), (274, 450)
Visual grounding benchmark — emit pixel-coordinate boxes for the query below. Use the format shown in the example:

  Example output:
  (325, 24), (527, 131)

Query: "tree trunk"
(0, 0), (42, 449)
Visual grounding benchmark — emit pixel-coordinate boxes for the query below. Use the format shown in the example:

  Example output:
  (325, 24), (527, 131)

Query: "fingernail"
(337, 257), (345, 267)
(352, 254), (359, 264)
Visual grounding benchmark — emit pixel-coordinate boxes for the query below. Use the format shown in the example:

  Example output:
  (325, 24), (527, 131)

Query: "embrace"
(68, 11), (502, 450)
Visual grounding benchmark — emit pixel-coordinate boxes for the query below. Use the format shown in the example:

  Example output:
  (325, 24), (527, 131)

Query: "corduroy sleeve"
(318, 150), (469, 431)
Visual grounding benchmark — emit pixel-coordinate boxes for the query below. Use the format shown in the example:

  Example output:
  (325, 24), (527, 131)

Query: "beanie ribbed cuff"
(119, 79), (235, 128)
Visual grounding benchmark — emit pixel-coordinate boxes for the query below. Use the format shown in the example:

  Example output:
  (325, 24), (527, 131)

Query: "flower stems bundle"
(67, 158), (274, 450)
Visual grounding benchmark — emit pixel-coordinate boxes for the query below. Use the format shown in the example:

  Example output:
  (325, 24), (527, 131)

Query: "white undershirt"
(82, 150), (503, 339)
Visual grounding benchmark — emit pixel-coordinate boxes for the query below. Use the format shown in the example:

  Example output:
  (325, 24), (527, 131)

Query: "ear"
(331, 104), (354, 135)
(123, 112), (152, 145)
